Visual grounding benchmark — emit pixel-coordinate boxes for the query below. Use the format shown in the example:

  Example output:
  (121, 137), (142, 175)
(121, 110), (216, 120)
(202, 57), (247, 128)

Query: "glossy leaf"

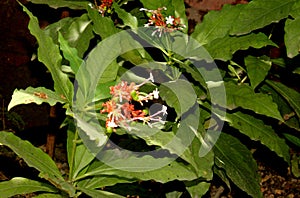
(26, 0), (89, 9)
(285, 17), (300, 58)
(210, 82), (282, 120)
(0, 177), (57, 197)
(245, 55), (272, 89)
(34, 194), (63, 198)
(225, 111), (290, 163)
(58, 32), (83, 74)
(8, 87), (67, 111)
(230, 0), (295, 35)
(214, 133), (262, 198)
(205, 33), (276, 61)
(0, 132), (76, 196)
(191, 4), (243, 45)
(21, 4), (74, 103)
(267, 80), (300, 119)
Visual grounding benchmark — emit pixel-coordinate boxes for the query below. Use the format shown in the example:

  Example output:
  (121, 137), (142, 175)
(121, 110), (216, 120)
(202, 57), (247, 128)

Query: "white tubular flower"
(153, 88), (159, 99)
(161, 105), (168, 115)
(166, 16), (174, 25)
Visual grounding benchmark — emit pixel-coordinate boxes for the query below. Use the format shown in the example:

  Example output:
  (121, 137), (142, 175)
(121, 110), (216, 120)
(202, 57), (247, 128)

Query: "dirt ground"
(0, 0), (299, 197)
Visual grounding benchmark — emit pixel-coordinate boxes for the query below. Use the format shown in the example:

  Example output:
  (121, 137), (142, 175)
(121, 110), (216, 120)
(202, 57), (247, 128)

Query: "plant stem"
(69, 128), (79, 181)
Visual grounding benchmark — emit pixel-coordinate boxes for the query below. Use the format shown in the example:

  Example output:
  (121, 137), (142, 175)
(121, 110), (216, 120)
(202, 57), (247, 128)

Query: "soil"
(0, 0), (300, 197)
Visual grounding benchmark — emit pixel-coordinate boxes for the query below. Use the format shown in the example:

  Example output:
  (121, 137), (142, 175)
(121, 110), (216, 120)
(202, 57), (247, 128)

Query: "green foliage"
(2, 0), (300, 197)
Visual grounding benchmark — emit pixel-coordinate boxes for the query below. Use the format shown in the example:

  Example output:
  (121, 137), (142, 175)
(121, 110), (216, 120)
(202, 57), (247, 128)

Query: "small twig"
(212, 186), (225, 198)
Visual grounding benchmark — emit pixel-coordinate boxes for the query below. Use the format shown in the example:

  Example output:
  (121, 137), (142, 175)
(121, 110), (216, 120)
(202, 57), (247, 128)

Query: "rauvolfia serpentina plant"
(0, 0), (300, 197)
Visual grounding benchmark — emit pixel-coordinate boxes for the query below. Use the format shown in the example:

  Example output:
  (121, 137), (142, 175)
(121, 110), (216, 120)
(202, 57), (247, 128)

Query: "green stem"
(69, 128), (79, 181)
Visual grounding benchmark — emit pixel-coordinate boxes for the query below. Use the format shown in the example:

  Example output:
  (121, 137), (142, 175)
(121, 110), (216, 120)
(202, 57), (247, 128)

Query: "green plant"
(0, 0), (300, 197)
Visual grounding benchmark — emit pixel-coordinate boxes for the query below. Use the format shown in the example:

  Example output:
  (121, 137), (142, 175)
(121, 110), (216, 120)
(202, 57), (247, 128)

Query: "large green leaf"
(27, 0), (89, 9)
(21, 4), (73, 104)
(230, 0), (296, 35)
(159, 79), (197, 118)
(58, 32), (83, 74)
(8, 87), (67, 111)
(34, 193), (64, 198)
(0, 177), (57, 197)
(266, 80), (300, 119)
(245, 55), (272, 89)
(205, 33), (276, 61)
(191, 4), (243, 45)
(214, 133), (262, 198)
(76, 154), (198, 183)
(225, 111), (290, 163)
(285, 17), (300, 58)
(140, 0), (173, 15)
(0, 132), (76, 196)
(210, 82), (282, 120)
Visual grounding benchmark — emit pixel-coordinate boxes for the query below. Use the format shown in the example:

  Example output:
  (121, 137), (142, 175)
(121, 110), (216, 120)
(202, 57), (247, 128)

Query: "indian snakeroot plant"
(0, 0), (300, 197)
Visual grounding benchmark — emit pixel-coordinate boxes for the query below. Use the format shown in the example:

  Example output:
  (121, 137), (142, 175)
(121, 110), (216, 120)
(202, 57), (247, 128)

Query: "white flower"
(107, 120), (118, 128)
(153, 88), (159, 99)
(161, 105), (168, 115)
(166, 16), (174, 25)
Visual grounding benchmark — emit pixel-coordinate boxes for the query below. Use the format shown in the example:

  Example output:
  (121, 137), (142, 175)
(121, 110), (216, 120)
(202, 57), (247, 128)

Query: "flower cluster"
(101, 73), (167, 132)
(93, 0), (113, 16)
(140, 7), (186, 37)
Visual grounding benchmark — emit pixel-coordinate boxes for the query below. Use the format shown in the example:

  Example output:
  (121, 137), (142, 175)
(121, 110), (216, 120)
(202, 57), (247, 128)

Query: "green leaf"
(285, 17), (300, 58)
(88, 6), (118, 39)
(78, 154), (198, 183)
(205, 33), (277, 61)
(58, 32), (83, 74)
(78, 187), (125, 198)
(8, 87), (67, 111)
(0, 132), (76, 196)
(290, 0), (300, 18)
(165, 191), (183, 198)
(159, 79), (197, 118)
(230, 0), (296, 35)
(266, 80), (300, 119)
(191, 4), (243, 45)
(21, 4), (73, 104)
(0, 177), (57, 197)
(214, 133), (262, 198)
(283, 133), (300, 147)
(113, 3), (138, 29)
(210, 82), (283, 120)
(26, 0), (89, 9)
(245, 55), (272, 89)
(34, 193), (64, 198)
(140, 0), (173, 15)
(77, 175), (134, 189)
(186, 181), (210, 198)
(225, 111), (290, 163)
(63, 14), (94, 58)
